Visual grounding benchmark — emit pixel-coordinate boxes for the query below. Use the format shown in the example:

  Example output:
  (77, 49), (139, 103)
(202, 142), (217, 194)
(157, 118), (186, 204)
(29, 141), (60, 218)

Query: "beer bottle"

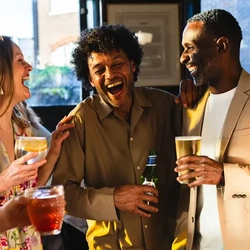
(140, 149), (158, 205)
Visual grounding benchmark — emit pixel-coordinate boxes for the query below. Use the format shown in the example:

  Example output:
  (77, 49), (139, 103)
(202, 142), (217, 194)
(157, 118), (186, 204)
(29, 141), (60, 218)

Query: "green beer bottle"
(140, 149), (158, 205)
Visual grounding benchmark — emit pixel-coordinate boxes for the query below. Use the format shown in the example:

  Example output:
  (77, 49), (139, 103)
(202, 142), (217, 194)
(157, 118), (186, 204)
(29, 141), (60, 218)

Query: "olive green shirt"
(52, 87), (182, 250)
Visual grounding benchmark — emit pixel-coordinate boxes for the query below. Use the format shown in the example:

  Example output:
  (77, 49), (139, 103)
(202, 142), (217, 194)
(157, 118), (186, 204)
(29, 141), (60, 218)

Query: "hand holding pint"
(175, 136), (201, 184)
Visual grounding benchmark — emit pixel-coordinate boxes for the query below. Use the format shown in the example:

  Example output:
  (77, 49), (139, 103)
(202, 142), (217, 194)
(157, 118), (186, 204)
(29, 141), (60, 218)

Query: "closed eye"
(18, 59), (25, 65)
(112, 63), (123, 69)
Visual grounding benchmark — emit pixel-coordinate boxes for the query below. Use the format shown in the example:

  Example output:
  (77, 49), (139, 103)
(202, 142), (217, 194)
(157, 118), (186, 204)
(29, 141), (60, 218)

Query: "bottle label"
(147, 154), (157, 166)
(142, 180), (155, 199)
(142, 180), (156, 188)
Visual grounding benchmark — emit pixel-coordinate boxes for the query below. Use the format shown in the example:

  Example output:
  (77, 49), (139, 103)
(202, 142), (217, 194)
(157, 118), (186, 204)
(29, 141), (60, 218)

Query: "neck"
(0, 114), (13, 131)
(209, 65), (242, 94)
(114, 106), (131, 123)
(114, 97), (132, 123)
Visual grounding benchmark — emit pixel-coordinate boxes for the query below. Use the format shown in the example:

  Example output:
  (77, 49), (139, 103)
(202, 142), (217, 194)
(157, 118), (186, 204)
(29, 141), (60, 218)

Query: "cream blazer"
(177, 69), (250, 250)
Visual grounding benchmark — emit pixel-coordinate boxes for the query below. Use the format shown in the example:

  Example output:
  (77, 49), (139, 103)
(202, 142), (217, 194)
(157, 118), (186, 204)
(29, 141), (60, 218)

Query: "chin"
(193, 77), (203, 87)
(23, 92), (31, 101)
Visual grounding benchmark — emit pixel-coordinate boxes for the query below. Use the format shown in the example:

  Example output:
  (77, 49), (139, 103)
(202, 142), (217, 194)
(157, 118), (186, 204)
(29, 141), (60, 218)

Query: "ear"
(216, 36), (228, 52)
(131, 60), (136, 72)
(89, 76), (95, 87)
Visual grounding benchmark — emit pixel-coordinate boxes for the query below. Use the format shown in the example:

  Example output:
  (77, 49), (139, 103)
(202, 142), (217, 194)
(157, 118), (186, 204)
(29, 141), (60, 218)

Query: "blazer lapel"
(220, 70), (250, 161)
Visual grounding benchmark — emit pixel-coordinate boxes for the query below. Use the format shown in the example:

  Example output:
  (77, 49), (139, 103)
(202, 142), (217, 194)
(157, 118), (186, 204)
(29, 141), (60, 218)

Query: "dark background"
(33, 0), (201, 132)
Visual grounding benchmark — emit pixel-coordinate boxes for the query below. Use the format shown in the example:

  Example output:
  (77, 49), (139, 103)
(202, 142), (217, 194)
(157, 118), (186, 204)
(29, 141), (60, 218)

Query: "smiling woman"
(0, 35), (74, 250)
(0, 0), (83, 107)
(0, 36), (32, 120)
(0, 35), (44, 250)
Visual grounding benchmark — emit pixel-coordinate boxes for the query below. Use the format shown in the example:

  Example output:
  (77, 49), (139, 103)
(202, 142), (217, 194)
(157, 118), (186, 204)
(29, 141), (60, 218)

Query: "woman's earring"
(0, 87), (4, 95)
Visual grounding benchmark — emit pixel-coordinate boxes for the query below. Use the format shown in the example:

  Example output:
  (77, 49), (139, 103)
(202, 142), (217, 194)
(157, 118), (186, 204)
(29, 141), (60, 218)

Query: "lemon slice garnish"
(17, 137), (47, 152)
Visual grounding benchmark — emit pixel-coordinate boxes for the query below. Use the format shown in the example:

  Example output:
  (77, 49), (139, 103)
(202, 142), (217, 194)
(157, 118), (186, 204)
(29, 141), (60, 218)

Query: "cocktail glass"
(15, 136), (48, 187)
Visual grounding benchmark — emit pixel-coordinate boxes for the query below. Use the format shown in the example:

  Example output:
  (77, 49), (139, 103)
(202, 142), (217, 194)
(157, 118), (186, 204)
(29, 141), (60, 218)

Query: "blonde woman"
(0, 36), (74, 249)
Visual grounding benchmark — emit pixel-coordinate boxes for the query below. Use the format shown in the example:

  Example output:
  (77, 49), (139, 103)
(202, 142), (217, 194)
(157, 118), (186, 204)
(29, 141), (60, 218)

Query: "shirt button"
(137, 166), (140, 170)
(144, 225), (148, 228)
(130, 137), (133, 141)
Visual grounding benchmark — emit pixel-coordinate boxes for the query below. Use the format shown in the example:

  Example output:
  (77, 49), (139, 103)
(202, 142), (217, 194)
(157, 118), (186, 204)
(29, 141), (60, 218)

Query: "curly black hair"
(71, 24), (144, 91)
(188, 9), (242, 50)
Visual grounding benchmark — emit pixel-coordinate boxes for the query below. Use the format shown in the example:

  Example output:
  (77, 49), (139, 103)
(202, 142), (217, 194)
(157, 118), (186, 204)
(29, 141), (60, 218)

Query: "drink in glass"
(175, 136), (201, 184)
(24, 185), (65, 235)
(15, 136), (48, 163)
(15, 136), (47, 187)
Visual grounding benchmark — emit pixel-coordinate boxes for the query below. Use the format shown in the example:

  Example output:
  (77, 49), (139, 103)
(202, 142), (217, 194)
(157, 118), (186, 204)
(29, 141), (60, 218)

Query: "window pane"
(201, 0), (250, 73)
(50, 0), (79, 15)
(0, 0), (82, 106)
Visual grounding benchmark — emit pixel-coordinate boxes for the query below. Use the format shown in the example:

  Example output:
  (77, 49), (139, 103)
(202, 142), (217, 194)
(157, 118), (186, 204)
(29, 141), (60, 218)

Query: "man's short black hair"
(188, 9), (242, 49)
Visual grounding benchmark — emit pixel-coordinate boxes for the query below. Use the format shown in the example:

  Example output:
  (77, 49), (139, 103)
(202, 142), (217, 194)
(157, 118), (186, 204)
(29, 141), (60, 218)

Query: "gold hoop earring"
(0, 87), (4, 95)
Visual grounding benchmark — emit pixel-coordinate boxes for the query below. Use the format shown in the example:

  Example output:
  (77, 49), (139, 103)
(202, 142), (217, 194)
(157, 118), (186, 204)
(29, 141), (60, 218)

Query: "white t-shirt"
(199, 87), (236, 250)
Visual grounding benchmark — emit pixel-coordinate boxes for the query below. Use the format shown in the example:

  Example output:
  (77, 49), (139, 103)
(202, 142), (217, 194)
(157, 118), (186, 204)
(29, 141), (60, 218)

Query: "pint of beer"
(25, 185), (65, 235)
(175, 136), (201, 184)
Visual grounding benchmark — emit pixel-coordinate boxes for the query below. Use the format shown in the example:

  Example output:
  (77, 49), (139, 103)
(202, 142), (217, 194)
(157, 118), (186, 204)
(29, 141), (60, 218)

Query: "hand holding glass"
(175, 136), (201, 184)
(15, 136), (48, 186)
(24, 185), (65, 235)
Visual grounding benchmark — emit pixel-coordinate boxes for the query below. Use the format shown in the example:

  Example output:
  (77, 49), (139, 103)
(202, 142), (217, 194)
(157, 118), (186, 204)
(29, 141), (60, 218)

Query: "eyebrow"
(90, 55), (124, 70)
(13, 52), (24, 58)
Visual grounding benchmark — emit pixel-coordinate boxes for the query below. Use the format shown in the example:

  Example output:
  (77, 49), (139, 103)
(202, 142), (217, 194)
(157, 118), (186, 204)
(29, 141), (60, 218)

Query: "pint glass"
(175, 136), (201, 184)
(24, 185), (65, 235)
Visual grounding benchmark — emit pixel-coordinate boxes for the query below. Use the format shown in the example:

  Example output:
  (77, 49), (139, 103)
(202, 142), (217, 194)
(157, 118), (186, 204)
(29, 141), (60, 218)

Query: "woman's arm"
(0, 196), (31, 233)
(38, 116), (75, 186)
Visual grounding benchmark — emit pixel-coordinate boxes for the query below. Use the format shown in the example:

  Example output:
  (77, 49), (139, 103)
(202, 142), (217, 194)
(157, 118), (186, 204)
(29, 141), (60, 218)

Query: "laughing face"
(180, 21), (221, 87)
(12, 43), (33, 103)
(88, 49), (136, 111)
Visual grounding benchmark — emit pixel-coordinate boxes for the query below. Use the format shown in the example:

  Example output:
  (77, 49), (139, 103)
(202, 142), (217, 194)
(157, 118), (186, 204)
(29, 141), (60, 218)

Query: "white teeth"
(107, 81), (122, 88)
(22, 77), (30, 81)
(188, 66), (197, 73)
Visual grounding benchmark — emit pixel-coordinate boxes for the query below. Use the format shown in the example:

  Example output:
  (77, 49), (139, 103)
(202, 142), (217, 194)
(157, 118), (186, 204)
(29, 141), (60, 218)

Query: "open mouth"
(106, 81), (124, 95)
(22, 76), (30, 86)
(187, 65), (198, 77)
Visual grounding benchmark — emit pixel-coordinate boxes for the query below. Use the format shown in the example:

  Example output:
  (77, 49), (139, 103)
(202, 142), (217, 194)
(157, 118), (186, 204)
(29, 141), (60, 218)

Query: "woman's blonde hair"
(0, 36), (31, 130)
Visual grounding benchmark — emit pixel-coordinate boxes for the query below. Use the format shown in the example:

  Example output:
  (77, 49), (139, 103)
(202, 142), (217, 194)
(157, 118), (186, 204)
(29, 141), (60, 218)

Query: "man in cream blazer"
(174, 9), (250, 250)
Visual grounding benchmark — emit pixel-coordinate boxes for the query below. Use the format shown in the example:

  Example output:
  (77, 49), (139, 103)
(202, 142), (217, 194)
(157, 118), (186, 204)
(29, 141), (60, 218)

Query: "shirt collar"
(95, 87), (153, 121)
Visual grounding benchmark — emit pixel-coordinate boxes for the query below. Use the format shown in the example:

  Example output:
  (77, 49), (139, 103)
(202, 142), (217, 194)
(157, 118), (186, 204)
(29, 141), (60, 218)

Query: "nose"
(180, 50), (189, 65)
(25, 61), (33, 72)
(105, 67), (115, 80)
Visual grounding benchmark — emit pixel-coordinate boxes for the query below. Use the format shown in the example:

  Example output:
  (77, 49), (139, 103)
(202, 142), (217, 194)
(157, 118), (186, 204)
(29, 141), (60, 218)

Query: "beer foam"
(33, 193), (61, 199)
(175, 136), (201, 141)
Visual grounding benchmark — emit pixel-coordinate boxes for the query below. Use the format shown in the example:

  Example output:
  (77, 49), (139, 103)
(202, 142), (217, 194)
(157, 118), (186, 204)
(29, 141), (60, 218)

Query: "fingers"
(176, 79), (190, 108)
(175, 155), (223, 186)
(56, 115), (74, 129)
(52, 116), (75, 143)
(54, 123), (75, 136)
(141, 185), (158, 197)
(15, 156), (46, 169)
(52, 126), (71, 143)
(114, 184), (159, 217)
(176, 155), (207, 165)
(15, 152), (38, 164)
(14, 159), (46, 184)
(174, 96), (181, 104)
(176, 79), (203, 108)
(15, 196), (31, 205)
